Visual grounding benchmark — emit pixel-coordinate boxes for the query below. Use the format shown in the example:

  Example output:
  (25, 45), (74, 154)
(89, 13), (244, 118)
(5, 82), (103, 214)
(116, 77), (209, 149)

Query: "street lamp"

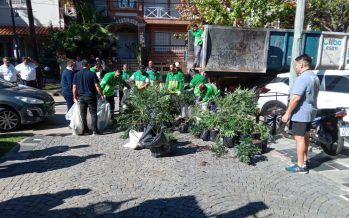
(9, 0), (20, 62)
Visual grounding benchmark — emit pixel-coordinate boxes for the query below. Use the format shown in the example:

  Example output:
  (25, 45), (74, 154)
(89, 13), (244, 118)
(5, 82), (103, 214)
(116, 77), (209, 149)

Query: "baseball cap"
(175, 62), (180, 67)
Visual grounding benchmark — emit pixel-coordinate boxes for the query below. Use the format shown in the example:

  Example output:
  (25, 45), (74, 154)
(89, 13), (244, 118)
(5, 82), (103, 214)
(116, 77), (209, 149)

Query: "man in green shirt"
(165, 63), (184, 94)
(189, 24), (204, 68)
(100, 70), (130, 113)
(189, 70), (206, 89)
(145, 61), (162, 87)
(129, 65), (150, 90)
(120, 64), (133, 108)
(90, 63), (102, 73)
(197, 83), (220, 103)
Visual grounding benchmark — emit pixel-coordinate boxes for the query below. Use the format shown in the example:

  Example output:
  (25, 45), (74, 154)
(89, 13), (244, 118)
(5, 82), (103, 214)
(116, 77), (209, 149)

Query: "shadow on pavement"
(18, 114), (68, 131)
(0, 192), (270, 217)
(216, 201), (269, 217)
(0, 153), (103, 179)
(2, 144), (90, 162)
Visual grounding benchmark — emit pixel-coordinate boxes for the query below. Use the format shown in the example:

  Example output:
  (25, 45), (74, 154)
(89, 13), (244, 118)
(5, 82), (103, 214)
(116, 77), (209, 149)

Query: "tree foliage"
(306, 0), (349, 32)
(177, 0), (295, 28)
(46, 0), (116, 58)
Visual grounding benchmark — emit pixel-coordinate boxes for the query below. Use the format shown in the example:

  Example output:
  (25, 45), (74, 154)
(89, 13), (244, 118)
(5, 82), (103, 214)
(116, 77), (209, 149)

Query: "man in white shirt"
(15, 57), (37, 88)
(0, 57), (17, 83)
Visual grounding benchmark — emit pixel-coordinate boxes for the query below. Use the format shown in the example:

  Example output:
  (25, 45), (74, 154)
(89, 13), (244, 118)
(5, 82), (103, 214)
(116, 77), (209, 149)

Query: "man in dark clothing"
(61, 60), (76, 112)
(73, 59), (105, 135)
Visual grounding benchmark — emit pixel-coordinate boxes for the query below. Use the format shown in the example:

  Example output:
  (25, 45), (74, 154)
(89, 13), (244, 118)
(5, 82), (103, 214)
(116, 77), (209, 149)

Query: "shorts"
(289, 121), (311, 136)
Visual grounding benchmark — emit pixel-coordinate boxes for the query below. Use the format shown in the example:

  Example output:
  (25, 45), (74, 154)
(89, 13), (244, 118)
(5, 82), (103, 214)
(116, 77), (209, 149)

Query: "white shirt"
(0, 64), (17, 82)
(15, 62), (37, 81)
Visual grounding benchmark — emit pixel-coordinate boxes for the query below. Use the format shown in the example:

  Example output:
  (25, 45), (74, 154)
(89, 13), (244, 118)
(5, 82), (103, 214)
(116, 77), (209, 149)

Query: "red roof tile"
(0, 26), (54, 36)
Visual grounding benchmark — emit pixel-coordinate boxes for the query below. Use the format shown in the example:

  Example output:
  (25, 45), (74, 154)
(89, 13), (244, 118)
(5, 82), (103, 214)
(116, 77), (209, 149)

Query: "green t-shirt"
(132, 70), (149, 89)
(165, 71), (184, 92)
(122, 70), (133, 81)
(147, 69), (162, 86)
(200, 83), (220, 102)
(190, 29), (204, 46)
(90, 67), (97, 73)
(189, 74), (206, 88)
(100, 72), (128, 96)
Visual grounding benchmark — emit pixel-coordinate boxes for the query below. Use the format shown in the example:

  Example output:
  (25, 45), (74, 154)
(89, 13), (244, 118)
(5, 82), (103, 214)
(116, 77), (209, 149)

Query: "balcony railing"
(148, 45), (186, 53)
(144, 6), (181, 19)
(111, 0), (137, 9)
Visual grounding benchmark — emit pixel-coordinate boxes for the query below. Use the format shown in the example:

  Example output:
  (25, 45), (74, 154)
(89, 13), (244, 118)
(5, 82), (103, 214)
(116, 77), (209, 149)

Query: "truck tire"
(0, 107), (21, 132)
(260, 101), (287, 134)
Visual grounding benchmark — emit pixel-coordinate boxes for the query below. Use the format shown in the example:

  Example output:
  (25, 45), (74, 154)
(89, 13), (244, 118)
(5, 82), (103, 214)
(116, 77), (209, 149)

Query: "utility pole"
(26, 0), (42, 89)
(289, 0), (306, 90)
(9, 0), (20, 61)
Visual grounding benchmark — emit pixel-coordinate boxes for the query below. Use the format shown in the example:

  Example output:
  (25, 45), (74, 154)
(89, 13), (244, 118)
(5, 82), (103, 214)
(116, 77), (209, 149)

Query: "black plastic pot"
(200, 128), (210, 141)
(253, 139), (268, 154)
(223, 137), (235, 148)
(179, 123), (189, 133)
(209, 129), (219, 142)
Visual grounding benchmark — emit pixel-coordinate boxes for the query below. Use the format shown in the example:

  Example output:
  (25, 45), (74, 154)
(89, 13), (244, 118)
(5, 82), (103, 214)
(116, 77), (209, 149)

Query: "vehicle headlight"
(15, 96), (44, 104)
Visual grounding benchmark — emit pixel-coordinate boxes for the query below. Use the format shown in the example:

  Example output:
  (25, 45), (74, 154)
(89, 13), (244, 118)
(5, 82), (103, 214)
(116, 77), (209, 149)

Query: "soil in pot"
(210, 129), (219, 142)
(179, 123), (189, 133)
(200, 128), (210, 141)
(223, 136), (235, 148)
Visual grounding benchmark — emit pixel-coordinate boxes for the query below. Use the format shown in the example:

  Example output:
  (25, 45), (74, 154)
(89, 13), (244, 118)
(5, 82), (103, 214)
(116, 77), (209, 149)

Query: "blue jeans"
(63, 95), (74, 112)
(194, 45), (202, 68)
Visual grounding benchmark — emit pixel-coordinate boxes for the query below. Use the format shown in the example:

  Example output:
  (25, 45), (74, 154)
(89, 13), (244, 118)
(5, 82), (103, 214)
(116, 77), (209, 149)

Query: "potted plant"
(235, 137), (261, 164)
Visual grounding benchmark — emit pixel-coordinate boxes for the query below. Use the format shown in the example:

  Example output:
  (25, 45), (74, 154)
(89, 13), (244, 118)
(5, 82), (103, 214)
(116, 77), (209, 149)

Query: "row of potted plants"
(189, 87), (271, 164)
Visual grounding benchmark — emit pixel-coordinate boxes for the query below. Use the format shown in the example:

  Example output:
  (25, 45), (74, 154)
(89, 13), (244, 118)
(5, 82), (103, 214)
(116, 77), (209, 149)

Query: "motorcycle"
(310, 108), (349, 156)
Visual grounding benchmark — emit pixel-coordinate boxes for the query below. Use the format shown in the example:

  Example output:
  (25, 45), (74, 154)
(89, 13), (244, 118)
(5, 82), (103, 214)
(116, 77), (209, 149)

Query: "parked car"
(258, 70), (349, 130)
(0, 79), (55, 132)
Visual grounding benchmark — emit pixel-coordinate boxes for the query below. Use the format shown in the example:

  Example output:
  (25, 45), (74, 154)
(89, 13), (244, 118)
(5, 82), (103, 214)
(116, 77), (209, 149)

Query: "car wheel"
(0, 107), (21, 132)
(261, 101), (287, 135)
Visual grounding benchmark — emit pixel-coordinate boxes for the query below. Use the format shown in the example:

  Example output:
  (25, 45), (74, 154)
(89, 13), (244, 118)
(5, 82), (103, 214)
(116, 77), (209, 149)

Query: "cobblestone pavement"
(0, 133), (349, 218)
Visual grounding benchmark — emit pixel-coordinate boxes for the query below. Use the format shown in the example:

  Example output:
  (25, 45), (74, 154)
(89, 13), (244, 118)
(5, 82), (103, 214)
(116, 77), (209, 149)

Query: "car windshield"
(270, 77), (289, 85)
(0, 79), (16, 88)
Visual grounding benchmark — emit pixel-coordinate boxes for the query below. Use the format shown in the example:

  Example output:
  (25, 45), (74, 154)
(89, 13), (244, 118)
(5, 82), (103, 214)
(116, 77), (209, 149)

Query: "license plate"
(339, 125), (349, 136)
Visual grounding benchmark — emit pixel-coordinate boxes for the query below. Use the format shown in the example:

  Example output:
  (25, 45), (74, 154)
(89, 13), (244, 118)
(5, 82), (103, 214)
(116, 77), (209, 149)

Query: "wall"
(0, 0), (62, 27)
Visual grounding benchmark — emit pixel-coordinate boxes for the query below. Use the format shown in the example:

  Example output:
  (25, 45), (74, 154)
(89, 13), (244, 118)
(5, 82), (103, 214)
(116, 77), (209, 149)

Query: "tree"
(177, 0), (295, 28)
(306, 0), (349, 32)
(46, 0), (116, 58)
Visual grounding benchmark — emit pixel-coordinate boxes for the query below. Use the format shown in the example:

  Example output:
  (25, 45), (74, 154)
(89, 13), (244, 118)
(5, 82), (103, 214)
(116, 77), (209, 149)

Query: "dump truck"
(186, 25), (349, 89)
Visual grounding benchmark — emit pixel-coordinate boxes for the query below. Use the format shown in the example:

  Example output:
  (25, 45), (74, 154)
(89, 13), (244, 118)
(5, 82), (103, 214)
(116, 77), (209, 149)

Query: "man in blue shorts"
(282, 54), (320, 173)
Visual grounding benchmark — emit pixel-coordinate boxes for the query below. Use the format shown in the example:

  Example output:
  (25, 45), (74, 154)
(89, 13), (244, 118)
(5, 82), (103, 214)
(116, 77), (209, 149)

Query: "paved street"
(0, 131), (349, 217)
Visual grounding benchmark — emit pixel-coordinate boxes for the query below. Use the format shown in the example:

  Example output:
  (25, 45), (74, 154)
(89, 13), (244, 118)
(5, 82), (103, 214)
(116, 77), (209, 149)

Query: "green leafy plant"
(211, 142), (226, 158)
(235, 138), (261, 164)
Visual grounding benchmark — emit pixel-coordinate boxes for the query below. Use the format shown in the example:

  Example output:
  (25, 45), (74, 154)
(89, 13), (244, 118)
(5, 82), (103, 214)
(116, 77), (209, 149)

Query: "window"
(113, 0), (137, 8)
(154, 32), (186, 52)
(270, 77), (289, 85)
(324, 75), (349, 93)
(0, 0), (25, 4)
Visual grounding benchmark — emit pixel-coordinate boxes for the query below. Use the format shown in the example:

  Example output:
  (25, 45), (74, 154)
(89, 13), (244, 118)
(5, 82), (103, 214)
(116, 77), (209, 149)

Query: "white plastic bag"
(123, 130), (143, 149)
(68, 102), (84, 135)
(97, 100), (111, 130)
(86, 100), (111, 130)
(120, 88), (130, 112)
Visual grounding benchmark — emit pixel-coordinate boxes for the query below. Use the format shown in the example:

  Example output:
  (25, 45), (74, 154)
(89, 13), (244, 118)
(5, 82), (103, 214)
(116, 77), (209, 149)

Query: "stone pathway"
(0, 133), (348, 217)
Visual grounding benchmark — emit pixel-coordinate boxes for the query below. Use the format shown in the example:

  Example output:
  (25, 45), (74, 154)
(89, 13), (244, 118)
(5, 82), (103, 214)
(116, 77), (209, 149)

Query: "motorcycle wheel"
(319, 121), (344, 156)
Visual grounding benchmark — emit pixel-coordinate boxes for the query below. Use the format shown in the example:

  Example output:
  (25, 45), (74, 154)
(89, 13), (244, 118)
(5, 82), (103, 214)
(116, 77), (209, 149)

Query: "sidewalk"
(0, 131), (348, 217)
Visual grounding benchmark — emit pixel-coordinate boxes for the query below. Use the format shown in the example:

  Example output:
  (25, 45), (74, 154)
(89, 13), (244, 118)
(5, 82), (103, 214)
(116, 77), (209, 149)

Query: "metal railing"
(148, 45), (186, 53)
(0, 0), (25, 5)
(144, 6), (181, 19)
(111, 0), (137, 9)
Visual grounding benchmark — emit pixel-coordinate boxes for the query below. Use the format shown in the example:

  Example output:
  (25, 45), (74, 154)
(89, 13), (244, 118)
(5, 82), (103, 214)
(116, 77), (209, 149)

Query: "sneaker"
(285, 164), (308, 174)
(291, 158), (309, 168)
(92, 131), (102, 136)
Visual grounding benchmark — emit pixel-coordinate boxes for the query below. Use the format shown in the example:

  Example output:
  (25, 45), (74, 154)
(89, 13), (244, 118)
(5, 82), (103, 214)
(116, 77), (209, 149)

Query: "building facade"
(0, 0), (63, 59)
(95, 0), (189, 72)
